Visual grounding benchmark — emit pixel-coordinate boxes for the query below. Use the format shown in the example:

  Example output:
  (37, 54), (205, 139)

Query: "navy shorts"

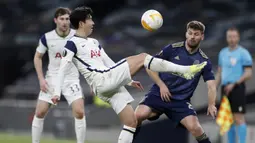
(140, 92), (197, 126)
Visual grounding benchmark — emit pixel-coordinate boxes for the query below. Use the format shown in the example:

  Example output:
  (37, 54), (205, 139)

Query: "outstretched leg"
(126, 53), (206, 79)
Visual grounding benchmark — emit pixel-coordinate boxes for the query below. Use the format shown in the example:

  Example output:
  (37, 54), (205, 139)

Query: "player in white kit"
(32, 7), (86, 143)
(52, 6), (207, 143)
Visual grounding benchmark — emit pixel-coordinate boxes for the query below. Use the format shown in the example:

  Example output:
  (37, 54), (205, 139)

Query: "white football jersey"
(61, 36), (115, 85)
(36, 29), (79, 78)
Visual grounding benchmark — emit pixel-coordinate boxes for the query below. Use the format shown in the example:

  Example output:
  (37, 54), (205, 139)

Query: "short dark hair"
(70, 6), (93, 29)
(187, 21), (205, 33)
(227, 27), (240, 35)
(54, 7), (71, 18)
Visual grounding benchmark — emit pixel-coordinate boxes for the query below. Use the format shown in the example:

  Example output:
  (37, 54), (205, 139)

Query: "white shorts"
(38, 76), (83, 105)
(94, 59), (133, 114)
(94, 59), (132, 96)
(97, 87), (134, 114)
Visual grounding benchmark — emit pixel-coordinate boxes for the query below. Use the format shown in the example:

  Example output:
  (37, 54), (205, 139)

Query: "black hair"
(70, 6), (93, 29)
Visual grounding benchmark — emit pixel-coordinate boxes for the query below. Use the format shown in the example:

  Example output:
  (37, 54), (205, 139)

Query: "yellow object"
(216, 96), (234, 135)
(93, 96), (111, 108)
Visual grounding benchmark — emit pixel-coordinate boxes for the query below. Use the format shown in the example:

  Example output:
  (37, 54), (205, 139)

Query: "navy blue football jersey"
(149, 41), (215, 100)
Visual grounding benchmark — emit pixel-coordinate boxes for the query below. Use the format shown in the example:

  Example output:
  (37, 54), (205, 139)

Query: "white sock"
(118, 125), (136, 143)
(144, 54), (190, 73)
(32, 116), (44, 143)
(75, 116), (86, 143)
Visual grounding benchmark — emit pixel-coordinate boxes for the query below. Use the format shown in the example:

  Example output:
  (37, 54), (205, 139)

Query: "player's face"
(80, 16), (94, 36)
(54, 14), (70, 32)
(186, 28), (204, 49)
(226, 30), (239, 47)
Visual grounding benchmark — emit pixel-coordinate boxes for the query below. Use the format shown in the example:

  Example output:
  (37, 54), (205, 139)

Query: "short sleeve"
(202, 60), (215, 82)
(242, 49), (253, 67)
(65, 41), (77, 54)
(36, 34), (48, 54)
(155, 44), (172, 60)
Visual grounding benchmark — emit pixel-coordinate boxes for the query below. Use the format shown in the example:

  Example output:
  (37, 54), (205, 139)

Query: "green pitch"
(0, 133), (106, 143)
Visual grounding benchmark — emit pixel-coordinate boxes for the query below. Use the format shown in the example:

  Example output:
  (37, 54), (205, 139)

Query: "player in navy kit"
(133, 21), (217, 143)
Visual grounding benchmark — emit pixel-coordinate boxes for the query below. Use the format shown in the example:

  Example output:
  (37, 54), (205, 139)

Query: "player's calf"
(71, 98), (86, 143)
(118, 104), (137, 143)
(181, 115), (211, 143)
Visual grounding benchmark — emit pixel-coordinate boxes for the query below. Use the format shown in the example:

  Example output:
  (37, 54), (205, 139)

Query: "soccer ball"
(141, 10), (163, 31)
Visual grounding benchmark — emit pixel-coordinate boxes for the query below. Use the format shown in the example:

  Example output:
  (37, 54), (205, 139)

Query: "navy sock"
(132, 126), (141, 142)
(196, 133), (211, 143)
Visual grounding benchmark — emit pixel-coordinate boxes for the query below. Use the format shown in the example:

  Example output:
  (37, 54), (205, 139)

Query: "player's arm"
(236, 50), (253, 85)
(100, 46), (116, 66)
(202, 60), (217, 118)
(206, 80), (217, 107)
(215, 66), (222, 89)
(52, 41), (76, 104)
(34, 35), (48, 92)
(146, 69), (164, 87)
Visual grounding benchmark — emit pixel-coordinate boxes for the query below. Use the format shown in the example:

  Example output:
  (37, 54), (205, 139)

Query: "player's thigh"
(35, 99), (51, 118)
(135, 105), (158, 124)
(180, 115), (204, 136)
(106, 87), (134, 114)
(126, 53), (148, 76)
(136, 91), (164, 121)
(118, 104), (137, 128)
(62, 81), (84, 105)
(71, 98), (85, 118)
(96, 61), (132, 94)
(165, 101), (197, 126)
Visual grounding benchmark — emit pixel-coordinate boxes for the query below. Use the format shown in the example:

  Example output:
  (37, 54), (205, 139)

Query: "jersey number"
(186, 102), (193, 110)
(70, 84), (80, 94)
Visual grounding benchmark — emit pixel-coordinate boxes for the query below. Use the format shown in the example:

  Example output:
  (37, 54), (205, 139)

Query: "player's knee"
(124, 116), (137, 128)
(73, 108), (85, 119)
(35, 109), (47, 118)
(135, 112), (148, 123)
(189, 123), (203, 135)
(138, 53), (148, 61)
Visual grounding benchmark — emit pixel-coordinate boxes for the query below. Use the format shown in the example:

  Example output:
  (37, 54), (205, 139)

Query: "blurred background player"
(52, 6), (207, 143)
(32, 7), (86, 143)
(133, 21), (217, 143)
(216, 27), (253, 143)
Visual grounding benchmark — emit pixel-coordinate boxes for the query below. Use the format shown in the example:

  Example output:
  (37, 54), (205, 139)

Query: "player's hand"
(131, 81), (144, 91)
(51, 96), (60, 105)
(207, 104), (217, 119)
(224, 83), (235, 96)
(39, 79), (48, 93)
(159, 84), (171, 102)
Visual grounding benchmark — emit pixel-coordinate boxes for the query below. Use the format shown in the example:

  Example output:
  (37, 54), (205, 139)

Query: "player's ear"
(201, 33), (204, 40)
(54, 18), (57, 24)
(185, 31), (188, 39)
(78, 21), (84, 28)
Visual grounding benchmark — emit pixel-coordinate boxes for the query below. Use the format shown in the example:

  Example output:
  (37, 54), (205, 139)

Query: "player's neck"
(185, 42), (199, 54)
(55, 28), (70, 38)
(75, 29), (89, 39)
